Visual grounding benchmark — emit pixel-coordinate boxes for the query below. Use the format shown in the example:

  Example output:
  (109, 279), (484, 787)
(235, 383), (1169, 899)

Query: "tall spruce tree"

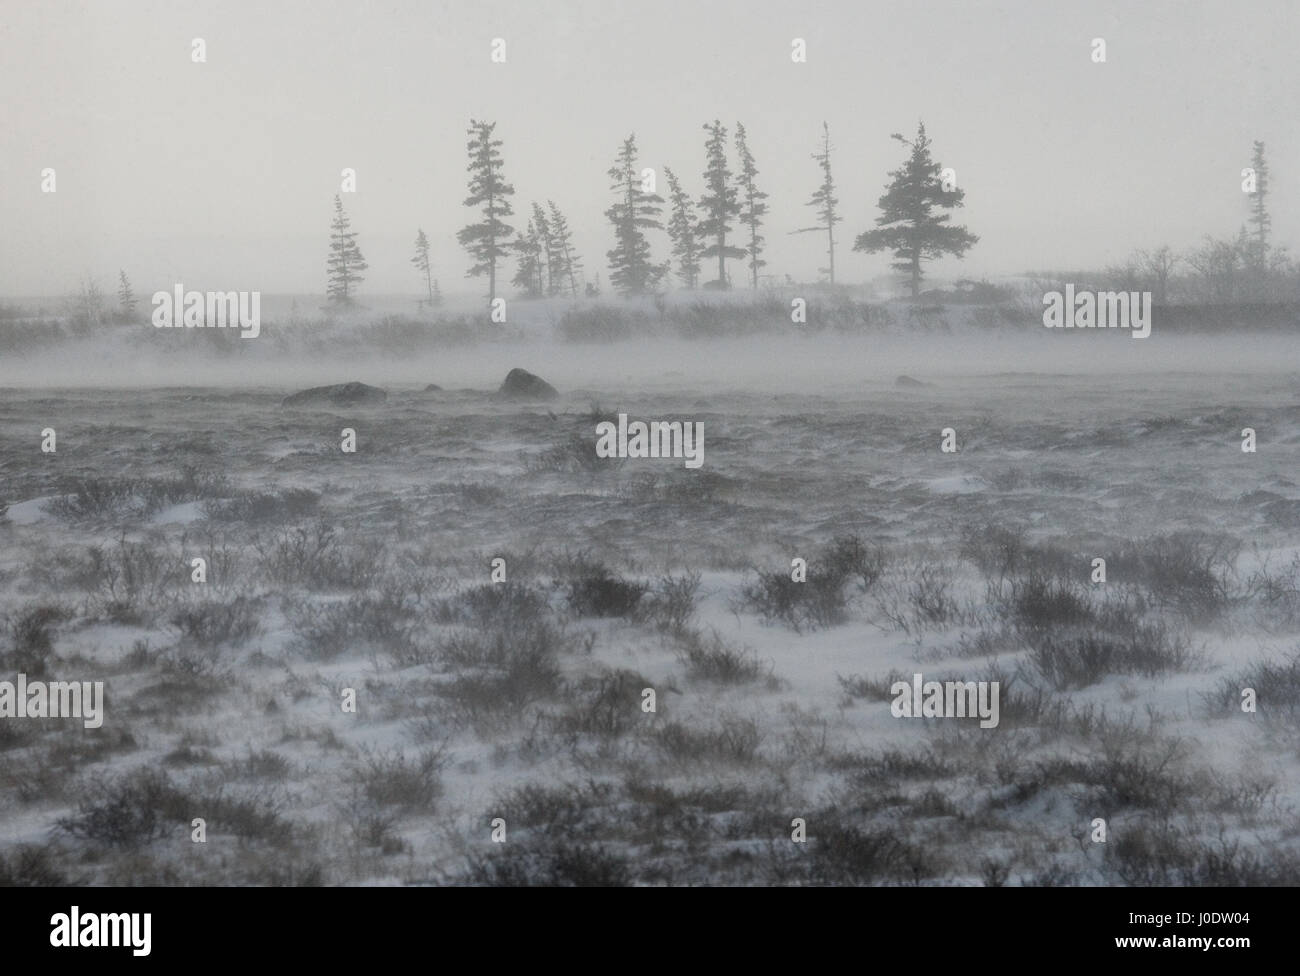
(117, 269), (137, 318)
(664, 166), (701, 289)
(605, 134), (665, 296)
(411, 229), (434, 309)
(792, 122), (842, 285)
(456, 119), (515, 307)
(697, 120), (745, 288)
(853, 122), (977, 298)
(734, 123), (768, 289)
(326, 194), (368, 305)
(1246, 140), (1271, 272)
(547, 200), (583, 297)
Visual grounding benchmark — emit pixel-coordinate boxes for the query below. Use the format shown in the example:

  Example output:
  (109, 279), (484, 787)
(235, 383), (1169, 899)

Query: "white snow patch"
(924, 475), (988, 495)
(150, 501), (206, 524)
(6, 496), (58, 524)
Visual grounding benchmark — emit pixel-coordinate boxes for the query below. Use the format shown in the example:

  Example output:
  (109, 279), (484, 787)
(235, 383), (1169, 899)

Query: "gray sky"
(2, 0), (1295, 297)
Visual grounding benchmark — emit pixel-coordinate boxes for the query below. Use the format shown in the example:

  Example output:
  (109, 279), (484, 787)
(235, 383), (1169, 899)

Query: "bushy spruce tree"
(456, 119), (515, 307)
(664, 166), (700, 289)
(853, 122), (977, 298)
(697, 120), (745, 288)
(326, 195), (367, 306)
(605, 134), (665, 297)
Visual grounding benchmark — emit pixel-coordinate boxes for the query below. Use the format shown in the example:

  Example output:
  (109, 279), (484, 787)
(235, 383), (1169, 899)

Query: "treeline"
(60, 127), (1292, 318)
(326, 123), (1289, 312)
(324, 118), (980, 309)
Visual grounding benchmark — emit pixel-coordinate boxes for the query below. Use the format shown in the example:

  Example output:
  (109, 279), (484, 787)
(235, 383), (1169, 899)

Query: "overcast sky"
(1, 0), (1295, 298)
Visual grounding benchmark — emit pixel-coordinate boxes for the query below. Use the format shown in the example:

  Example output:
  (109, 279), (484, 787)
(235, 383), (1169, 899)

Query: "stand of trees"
(316, 120), (1299, 310)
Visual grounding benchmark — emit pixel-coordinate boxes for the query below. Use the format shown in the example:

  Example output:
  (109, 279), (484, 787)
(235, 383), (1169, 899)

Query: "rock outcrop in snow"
(497, 368), (558, 400)
(281, 382), (388, 408)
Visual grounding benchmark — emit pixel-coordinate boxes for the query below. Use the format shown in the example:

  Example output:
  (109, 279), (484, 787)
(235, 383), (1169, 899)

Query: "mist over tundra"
(4, 299), (1300, 393)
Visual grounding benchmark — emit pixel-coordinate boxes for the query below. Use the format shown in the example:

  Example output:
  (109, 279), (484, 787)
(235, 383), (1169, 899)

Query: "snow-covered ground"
(1, 323), (1299, 885)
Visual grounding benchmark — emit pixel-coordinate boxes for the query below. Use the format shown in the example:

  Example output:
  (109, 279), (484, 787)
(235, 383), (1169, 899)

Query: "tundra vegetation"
(1, 365), (1298, 886)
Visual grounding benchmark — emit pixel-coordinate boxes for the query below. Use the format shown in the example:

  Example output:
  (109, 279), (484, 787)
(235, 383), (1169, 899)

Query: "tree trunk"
(828, 222), (835, 286)
(487, 186), (496, 306)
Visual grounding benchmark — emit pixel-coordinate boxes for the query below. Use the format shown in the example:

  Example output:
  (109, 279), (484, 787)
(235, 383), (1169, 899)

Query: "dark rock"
(281, 382), (388, 408)
(424, 383), (443, 392)
(498, 367), (558, 400)
(895, 375), (928, 388)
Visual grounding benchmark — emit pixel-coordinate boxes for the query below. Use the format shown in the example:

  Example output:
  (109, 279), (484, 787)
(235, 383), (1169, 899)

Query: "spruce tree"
(1246, 140), (1271, 272)
(734, 123), (768, 289)
(531, 202), (556, 296)
(853, 122), (978, 298)
(326, 194), (368, 305)
(547, 201), (583, 297)
(697, 120), (745, 288)
(411, 229), (434, 309)
(792, 122), (842, 285)
(117, 269), (137, 318)
(511, 219), (544, 298)
(605, 134), (665, 296)
(456, 119), (515, 307)
(664, 166), (701, 289)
